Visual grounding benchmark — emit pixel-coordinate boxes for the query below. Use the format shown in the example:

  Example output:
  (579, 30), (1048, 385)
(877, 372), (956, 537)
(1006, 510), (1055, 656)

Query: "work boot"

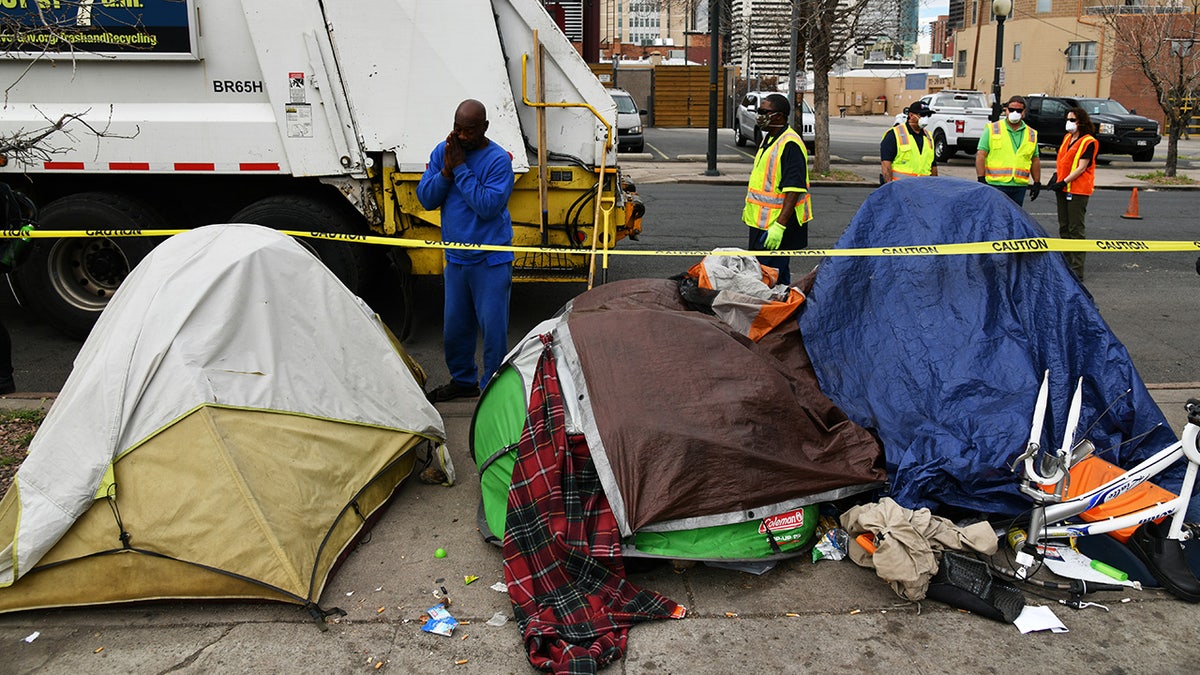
(1128, 521), (1200, 602)
(426, 380), (481, 403)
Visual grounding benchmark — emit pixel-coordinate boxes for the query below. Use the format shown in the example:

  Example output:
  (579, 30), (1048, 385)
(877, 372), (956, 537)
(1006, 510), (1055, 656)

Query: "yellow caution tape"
(2, 228), (1198, 257)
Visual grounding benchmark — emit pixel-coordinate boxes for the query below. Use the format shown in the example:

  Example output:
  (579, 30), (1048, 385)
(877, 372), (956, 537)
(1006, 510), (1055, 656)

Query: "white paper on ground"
(1014, 604), (1069, 634)
(1039, 542), (1140, 588)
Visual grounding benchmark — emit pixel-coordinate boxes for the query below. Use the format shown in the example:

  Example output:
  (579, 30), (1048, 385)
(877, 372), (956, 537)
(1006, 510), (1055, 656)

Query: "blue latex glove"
(764, 222), (786, 250)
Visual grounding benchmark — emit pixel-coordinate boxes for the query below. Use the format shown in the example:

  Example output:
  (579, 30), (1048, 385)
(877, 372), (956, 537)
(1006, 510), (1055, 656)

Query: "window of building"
(1013, 42), (1021, 62)
(1037, 0), (1052, 11)
(1066, 41), (1098, 72)
(957, 50), (967, 77)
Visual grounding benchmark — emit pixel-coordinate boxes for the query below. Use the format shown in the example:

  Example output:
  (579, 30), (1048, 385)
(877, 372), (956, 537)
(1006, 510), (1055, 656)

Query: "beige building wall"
(952, 15), (1108, 100)
(828, 78), (890, 117)
(826, 74), (956, 118)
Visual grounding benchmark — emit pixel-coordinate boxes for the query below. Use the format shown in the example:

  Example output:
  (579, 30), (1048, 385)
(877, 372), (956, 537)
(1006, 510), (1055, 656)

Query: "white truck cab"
(920, 90), (993, 162)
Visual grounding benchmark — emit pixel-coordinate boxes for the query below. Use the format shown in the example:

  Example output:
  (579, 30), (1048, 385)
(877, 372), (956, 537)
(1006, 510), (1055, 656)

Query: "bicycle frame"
(1012, 371), (1200, 576)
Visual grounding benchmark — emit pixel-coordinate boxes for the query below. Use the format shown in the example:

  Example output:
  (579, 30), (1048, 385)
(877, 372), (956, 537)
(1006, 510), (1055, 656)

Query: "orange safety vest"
(886, 124), (935, 179)
(743, 127), (813, 230)
(1056, 133), (1098, 196)
(984, 121), (1038, 185)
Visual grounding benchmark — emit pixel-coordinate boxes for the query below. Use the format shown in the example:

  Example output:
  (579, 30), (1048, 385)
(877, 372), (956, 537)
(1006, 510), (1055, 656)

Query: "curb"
(0, 395), (55, 412)
(624, 160), (1200, 190)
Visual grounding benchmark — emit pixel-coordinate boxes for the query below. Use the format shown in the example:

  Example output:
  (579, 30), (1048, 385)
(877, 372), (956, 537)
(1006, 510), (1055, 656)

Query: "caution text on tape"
(2, 229), (1198, 257)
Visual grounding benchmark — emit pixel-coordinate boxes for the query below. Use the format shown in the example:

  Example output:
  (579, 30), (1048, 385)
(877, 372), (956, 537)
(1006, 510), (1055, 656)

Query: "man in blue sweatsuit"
(417, 99), (515, 402)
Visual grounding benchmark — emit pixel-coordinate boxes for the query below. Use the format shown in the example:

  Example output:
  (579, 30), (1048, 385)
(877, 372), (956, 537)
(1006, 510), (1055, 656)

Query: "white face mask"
(1065, 121), (1078, 133)
(917, 116), (930, 128)
(1007, 111), (1023, 124)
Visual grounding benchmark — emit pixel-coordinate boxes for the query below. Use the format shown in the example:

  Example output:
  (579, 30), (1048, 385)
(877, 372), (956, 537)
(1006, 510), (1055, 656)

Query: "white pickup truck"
(919, 90), (993, 162)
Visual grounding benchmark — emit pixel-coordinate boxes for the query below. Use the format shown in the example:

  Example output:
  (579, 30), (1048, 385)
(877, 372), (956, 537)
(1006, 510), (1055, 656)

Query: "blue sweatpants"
(444, 260), (512, 390)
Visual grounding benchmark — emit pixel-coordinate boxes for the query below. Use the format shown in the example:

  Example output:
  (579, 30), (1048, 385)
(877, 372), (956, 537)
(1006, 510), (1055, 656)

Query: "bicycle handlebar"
(1186, 399), (1200, 426)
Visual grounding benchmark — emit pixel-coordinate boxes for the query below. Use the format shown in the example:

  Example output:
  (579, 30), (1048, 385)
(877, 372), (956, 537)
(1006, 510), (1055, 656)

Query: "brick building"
(952, 0), (1200, 130)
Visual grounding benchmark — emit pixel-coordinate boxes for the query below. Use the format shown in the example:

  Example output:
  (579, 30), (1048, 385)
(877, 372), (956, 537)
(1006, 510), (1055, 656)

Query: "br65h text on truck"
(0, 0), (641, 339)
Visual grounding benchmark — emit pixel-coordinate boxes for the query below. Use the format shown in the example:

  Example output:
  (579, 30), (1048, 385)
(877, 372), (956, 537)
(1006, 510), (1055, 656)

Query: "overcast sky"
(918, 0), (949, 53)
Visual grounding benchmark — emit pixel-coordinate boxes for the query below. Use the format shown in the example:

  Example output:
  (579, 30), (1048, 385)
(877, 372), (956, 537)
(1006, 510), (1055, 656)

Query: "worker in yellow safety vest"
(975, 95), (1041, 206)
(880, 99), (938, 182)
(742, 93), (811, 286)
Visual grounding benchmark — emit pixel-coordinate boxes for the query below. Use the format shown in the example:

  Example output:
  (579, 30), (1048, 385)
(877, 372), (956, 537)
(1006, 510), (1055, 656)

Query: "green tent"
(472, 274), (886, 561)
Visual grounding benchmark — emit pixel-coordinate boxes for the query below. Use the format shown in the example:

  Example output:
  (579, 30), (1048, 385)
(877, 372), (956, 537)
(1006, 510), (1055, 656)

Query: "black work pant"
(1055, 191), (1089, 281)
(748, 223), (808, 286)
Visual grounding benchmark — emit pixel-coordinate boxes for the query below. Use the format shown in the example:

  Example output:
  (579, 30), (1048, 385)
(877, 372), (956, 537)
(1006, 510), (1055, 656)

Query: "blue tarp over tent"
(798, 177), (1179, 515)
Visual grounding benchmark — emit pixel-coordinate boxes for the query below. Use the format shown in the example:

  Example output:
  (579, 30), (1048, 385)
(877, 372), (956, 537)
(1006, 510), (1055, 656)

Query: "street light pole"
(705, 0), (720, 176)
(990, 0), (1012, 122)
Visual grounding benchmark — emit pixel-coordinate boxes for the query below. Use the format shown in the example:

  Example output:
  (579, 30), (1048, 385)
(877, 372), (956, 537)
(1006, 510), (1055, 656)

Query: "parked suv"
(609, 88), (646, 153)
(733, 91), (816, 152)
(1023, 95), (1160, 162)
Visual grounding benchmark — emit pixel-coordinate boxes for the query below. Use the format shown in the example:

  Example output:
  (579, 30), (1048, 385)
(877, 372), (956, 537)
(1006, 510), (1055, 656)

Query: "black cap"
(906, 100), (933, 117)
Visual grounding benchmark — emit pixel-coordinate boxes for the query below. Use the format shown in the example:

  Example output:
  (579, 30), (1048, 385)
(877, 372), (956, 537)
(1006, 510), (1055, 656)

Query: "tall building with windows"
(930, 15), (953, 60)
(730, 0), (793, 80)
(954, 0), (1196, 129)
(857, 0), (921, 58)
(544, 1), (584, 42)
(598, 0), (701, 50)
(899, 0), (919, 47)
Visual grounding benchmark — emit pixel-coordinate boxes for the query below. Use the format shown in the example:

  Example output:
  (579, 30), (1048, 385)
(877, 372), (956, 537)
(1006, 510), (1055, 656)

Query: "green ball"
(434, 548), (447, 559)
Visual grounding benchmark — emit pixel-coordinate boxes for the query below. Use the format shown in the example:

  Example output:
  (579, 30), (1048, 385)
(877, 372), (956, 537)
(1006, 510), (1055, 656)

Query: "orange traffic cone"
(1121, 188), (1143, 220)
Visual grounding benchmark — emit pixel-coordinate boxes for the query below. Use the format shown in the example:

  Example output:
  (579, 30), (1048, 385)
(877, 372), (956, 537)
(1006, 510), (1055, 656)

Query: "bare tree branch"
(1092, 0), (1200, 176)
(0, 105), (139, 165)
(0, 1), (165, 164)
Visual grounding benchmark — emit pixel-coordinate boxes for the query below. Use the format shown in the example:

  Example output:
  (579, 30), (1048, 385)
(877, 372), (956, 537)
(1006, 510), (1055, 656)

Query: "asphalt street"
(5, 183), (1199, 394)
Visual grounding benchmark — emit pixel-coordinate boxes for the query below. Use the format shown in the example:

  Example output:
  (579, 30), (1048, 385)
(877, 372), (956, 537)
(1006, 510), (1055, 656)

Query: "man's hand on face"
(443, 133), (465, 177)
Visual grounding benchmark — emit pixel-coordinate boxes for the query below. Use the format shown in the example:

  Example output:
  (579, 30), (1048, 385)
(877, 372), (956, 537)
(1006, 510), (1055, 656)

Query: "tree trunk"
(1166, 123), (1181, 177)
(813, 70), (831, 174)
(810, 10), (835, 175)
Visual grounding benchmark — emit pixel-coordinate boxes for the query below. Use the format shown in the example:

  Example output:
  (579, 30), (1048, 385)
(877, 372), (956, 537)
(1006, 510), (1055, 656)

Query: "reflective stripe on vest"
(743, 127), (812, 230)
(888, 124), (935, 179)
(984, 121), (1038, 185)
(1057, 133), (1097, 195)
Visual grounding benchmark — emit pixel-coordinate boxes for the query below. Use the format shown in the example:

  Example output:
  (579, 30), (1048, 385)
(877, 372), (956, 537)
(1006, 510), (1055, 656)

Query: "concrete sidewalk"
(624, 157), (1200, 189)
(2, 390), (1199, 672)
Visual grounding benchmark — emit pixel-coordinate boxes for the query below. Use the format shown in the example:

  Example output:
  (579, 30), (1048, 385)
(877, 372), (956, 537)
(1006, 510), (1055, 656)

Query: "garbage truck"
(0, 0), (642, 339)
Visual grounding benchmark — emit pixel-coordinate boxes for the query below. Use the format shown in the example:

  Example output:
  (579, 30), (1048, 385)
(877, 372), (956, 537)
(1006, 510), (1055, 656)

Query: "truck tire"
(231, 195), (366, 294)
(13, 192), (165, 340)
(933, 130), (955, 162)
(734, 123), (747, 147)
(387, 249), (415, 341)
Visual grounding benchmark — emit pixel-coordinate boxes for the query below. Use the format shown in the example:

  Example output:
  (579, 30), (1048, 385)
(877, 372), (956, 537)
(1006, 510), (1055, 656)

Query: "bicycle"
(1006, 371), (1200, 597)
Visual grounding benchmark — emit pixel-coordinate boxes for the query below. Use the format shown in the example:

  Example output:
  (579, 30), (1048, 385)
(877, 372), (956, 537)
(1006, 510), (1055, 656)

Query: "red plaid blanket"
(503, 335), (684, 674)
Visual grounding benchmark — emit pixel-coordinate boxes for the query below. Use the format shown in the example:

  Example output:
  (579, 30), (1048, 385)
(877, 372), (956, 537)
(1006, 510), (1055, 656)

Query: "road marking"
(645, 142), (670, 161)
